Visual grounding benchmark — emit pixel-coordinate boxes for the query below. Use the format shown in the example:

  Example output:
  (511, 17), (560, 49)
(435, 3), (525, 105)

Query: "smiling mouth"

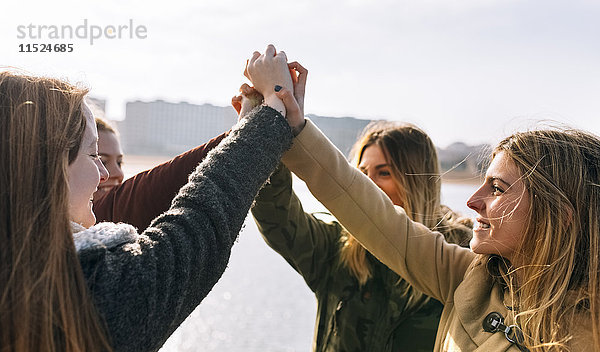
(475, 218), (491, 230)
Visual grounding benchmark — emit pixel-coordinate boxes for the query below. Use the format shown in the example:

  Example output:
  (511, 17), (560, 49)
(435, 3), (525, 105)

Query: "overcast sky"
(2, 0), (599, 147)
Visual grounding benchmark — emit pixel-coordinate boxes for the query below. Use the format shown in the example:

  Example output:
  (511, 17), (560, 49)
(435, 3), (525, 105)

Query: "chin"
(81, 204), (97, 228)
(469, 238), (481, 253)
(82, 216), (96, 228)
(469, 238), (492, 255)
(93, 188), (108, 200)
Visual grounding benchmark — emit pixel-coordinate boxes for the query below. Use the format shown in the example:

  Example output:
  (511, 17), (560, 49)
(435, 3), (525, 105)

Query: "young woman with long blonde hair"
(253, 52), (600, 350)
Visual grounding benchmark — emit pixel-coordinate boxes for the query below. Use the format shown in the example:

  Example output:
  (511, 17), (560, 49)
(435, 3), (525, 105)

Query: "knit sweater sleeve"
(78, 106), (293, 352)
(251, 163), (342, 293)
(92, 131), (228, 230)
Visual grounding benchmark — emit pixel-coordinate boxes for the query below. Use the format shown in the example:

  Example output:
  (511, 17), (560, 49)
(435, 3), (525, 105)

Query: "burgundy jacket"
(93, 132), (228, 230)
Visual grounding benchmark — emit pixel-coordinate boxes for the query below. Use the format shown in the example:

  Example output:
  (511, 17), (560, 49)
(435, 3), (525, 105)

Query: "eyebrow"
(359, 163), (389, 171)
(488, 176), (511, 188)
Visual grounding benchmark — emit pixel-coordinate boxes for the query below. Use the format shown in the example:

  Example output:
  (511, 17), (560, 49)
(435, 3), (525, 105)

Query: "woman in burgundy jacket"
(92, 123), (228, 229)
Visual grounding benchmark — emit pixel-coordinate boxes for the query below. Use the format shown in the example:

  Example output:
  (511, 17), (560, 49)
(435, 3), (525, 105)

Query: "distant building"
(117, 100), (375, 157)
(101, 98), (486, 180)
(307, 114), (373, 158)
(118, 100), (238, 155)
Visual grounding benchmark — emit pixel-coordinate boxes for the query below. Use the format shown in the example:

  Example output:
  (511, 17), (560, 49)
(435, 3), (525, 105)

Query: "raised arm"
(252, 163), (343, 292)
(79, 106), (293, 352)
(93, 131), (228, 230)
(281, 119), (476, 303)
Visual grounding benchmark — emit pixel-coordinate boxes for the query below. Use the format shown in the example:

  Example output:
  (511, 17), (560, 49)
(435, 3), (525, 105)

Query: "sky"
(2, 0), (599, 147)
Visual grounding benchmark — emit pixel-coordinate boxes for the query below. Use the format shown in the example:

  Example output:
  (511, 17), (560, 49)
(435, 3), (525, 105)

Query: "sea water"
(157, 176), (478, 352)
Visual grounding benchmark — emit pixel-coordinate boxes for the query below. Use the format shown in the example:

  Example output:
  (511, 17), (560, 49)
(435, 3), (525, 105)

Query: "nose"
(111, 162), (125, 183)
(96, 159), (109, 183)
(467, 184), (486, 212)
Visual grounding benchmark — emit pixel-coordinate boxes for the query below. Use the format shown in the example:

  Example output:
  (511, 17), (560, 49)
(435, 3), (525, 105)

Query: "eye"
(379, 170), (391, 177)
(492, 184), (504, 196)
(89, 153), (100, 160)
(117, 159), (123, 168)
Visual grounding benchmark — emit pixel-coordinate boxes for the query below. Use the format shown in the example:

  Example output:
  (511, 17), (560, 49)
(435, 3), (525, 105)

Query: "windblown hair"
(95, 116), (118, 135)
(340, 121), (472, 285)
(484, 128), (600, 351)
(0, 72), (112, 351)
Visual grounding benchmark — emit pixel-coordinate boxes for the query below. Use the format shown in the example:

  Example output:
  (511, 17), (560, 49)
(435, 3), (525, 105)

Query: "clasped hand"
(233, 44), (307, 136)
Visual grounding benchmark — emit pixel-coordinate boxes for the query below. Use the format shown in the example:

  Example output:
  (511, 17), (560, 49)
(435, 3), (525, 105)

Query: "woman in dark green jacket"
(252, 121), (473, 352)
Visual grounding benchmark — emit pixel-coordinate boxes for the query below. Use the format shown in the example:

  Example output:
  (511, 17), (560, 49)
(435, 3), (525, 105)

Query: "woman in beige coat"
(252, 53), (600, 351)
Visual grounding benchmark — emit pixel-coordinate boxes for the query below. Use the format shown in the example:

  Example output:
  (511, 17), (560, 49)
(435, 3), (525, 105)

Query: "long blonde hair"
(484, 128), (600, 351)
(340, 122), (472, 285)
(0, 72), (112, 351)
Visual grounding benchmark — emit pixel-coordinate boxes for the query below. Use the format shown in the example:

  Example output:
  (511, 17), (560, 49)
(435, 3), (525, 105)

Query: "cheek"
(107, 164), (118, 177)
(376, 180), (394, 194)
(380, 180), (402, 203)
(489, 198), (520, 224)
(84, 161), (101, 189)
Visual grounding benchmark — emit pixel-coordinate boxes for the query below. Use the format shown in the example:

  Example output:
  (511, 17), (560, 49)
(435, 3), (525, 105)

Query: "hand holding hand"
(245, 44), (293, 115)
(274, 61), (308, 135)
(231, 84), (263, 121)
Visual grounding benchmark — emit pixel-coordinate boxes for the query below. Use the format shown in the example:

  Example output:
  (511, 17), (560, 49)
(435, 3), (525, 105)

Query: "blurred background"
(3, 0), (599, 148)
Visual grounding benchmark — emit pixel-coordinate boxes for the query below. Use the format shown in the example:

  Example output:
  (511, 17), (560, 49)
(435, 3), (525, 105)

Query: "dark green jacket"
(252, 165), (447, 352)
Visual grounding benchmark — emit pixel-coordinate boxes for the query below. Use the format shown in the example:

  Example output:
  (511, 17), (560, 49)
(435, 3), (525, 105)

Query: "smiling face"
(466, 151), (531, 263)
(67, 103), (109, 228)
(358, 144), (403, 206)
(94, 130), (124, 199)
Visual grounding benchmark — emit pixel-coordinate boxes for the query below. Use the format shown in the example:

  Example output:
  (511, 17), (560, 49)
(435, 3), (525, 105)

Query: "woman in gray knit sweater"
(0, 45), (300, 352)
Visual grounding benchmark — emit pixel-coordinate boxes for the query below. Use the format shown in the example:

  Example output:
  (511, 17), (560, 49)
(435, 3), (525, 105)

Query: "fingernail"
(274, 85), (282, 92)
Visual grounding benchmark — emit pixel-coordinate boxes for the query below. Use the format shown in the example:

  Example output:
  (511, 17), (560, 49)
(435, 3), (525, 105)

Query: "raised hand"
(245, 44), (293, 116)
(274, 61), (308, 135)
(231, 84), (263, 121)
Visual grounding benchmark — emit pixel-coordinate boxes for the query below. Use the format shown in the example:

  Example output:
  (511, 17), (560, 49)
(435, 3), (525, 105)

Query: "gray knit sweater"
(75, 106), (293, 352)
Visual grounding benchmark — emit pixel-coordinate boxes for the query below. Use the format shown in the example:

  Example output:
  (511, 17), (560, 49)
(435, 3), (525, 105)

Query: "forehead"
(359, 144), (386, 165)
(81, 102), (98, 144)
(98, 130), (122, 154)
(487, 151), (522, 182)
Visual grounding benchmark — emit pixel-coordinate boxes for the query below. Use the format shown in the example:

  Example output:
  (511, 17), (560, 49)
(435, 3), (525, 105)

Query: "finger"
(288, 62), (307, 109)
(265, 44), (276, 57)
(275, 87), (305, 134)
(249, 51), (261, 66)
(288, 61), (308, 76)
(275, 87), (300, 116)
(239, 83), (252, 95)
(276, 50), (288, 62)
(288, 67), (298, 85)
(231, 95), (243, 114)
(243, 59), (250, 80)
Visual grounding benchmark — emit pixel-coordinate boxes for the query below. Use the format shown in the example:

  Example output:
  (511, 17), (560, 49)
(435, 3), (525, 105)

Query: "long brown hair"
(340, 121), (472, 285)
(486, 128), (600, 351)
(0, 72), (112, 351)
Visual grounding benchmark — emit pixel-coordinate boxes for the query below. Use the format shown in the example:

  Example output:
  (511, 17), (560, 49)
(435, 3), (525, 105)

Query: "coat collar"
(71, 221), (139, 252)
(453, 261), (518, 351)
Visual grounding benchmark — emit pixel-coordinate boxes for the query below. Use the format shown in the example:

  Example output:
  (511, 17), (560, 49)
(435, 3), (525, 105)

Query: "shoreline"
(123, 154), (484, 186)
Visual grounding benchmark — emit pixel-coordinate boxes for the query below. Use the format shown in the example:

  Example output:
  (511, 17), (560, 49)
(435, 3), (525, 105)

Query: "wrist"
(263, 94), (285, 116)
(290, 118), (306, 137)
